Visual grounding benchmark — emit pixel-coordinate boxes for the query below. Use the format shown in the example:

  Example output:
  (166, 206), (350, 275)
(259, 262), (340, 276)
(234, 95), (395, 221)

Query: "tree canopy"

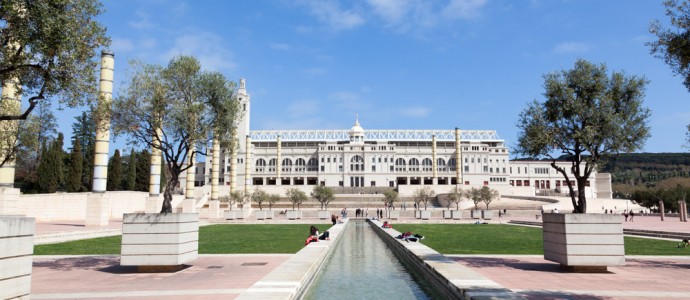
(311, 185), (334, 210)
(112, 56), (241, 213)
(0, 0), (110, 120)
(516, 59), (651, 213)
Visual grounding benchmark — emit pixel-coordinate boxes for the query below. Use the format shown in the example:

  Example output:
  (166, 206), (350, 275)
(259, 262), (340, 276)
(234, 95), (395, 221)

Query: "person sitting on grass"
(382, 221), (392, 228)
(677, 239), (689, 248)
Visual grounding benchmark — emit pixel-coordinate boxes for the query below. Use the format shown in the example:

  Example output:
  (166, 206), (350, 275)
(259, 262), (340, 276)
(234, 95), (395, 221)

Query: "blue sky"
(59, 0), (688, 155)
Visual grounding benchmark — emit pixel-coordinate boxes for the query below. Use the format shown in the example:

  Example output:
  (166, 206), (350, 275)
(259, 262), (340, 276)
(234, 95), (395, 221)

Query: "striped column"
(230, 137), (237, 193)
(432, 134), (437, 182)
(244, 135), (251, 195)
(211, 137), (219, 201)
(92, 51), (114, 193)
(149, 128), (162, 196)
(455, 127), (462, 185)
(276, 135), (281, 185)
(183, 146), (196, 212)
(0, 76), (20, 187)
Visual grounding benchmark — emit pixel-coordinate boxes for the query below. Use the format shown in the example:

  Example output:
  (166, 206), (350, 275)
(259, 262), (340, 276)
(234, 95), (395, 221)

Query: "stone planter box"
(0, 216), (34, 300)
(287, 210), (302, 220)
(256, 210), (267, 220)
(389, 211), (400, 220)
(443, 210), (452, 219)
(471, 210), (481, 219)
(419, 210), (431, 220)
(543, 213), (624, 272)
(317, 211), (330, 219)
(121, 213), (199, 271)
(265, 210), (275, 219)
(481, 210), (494, 220)
(224, 210), (237, 220)
(452, 210), (463, 220)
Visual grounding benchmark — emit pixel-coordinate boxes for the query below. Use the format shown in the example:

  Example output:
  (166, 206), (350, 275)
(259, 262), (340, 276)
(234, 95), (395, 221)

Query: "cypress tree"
(107, 149), (122, 191)
(135, 150), (150, 192)
(55, 133), (65, 191)
(124, 149), (136, 190)
(36, 140), (51, 193)
(66, 138), (83, 192)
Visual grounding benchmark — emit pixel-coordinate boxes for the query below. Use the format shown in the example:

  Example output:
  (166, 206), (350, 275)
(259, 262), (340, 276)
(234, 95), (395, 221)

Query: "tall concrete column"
(230, 135), (237, 194)
(86, 51), (114, 227)
(0, 71), (21, 214)
(208, 137), (221, 218)
(182, 146), (196, 213)
(244, 135), (251, 196)
(660, 200), (665, 221)
(432, 134), (437, 185)
(276, 135), (281, 185)
(145, 127), (162, 213)
(454, 128), (462, 186)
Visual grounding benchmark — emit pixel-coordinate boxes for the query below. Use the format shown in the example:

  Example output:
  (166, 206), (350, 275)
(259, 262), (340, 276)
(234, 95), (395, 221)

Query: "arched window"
(295, 158), (306, 172)
(437, 158), (446, 172)
(268, 158), (277, 172)
(350, 155), (364, 172)
(282, 158), (292, 173)
(422, 158), (433, 172)
(395, 158), (406, 172)
(409, 158), (420, 172)
(255, 158), (266, 173)
(448, 158), (457, 171)
(307, 157), (318, 171)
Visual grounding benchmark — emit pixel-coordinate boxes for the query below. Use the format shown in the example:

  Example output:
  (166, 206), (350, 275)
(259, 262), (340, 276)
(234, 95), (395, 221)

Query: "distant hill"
(600, 153), (690, 186)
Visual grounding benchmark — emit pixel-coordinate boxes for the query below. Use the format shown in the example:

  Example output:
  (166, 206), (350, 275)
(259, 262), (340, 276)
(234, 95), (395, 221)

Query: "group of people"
(305, 225), (330, 245)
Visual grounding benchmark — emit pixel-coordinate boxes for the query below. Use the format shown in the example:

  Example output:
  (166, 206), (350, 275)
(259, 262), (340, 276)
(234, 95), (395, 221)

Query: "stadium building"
(199, 79), (611, 199)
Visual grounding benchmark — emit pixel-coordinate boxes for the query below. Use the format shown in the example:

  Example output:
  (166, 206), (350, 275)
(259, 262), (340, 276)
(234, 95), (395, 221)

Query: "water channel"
(303, 220), (433, 300)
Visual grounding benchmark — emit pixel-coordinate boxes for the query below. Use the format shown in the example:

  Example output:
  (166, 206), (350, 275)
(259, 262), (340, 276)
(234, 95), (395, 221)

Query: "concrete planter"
(389, 211), (400, 220)
(543, 213), (624, 272)
(471, 210), (481, 219)
(317, 210), (330, 219)
(0, 216), (34, 300)
(121, 213), (199, 271)
(452, 210), (463, 220)
(224, 210), (237, 220)
(287, 210), (302, 220)
(265, 210), (275, 219)
(481, 210), (494, 220)
(256, 210), (267, 220)
(443, 210), (452, 219)
(420, 210), (431, 220)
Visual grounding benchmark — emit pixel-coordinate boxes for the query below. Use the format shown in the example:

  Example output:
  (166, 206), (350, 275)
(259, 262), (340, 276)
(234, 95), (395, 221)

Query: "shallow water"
(303, 221), (431, 300)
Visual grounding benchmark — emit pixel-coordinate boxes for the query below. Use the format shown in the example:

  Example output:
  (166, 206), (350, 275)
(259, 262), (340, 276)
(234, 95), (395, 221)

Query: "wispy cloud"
(442, 0), (488, 20)
(298, 0), (365, 30)
(400, 106), (431, 118)
(111, 38), (134, 53)
(162, 31), (236, 71)
(269, 42), (291, 51)
(554, 42), (589, 53)
(128, 10), (154, 30)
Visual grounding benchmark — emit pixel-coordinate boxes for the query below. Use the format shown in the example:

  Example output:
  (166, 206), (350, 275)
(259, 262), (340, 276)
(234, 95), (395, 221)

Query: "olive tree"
(469, 187), (482, 210)
(448, 187), (465, 210)
(311, 185), (335, 210)
(228, 190), (247, 211)
(413, 187), (435, 210)
(286, 188), (307, 210)
(648, 1), (690, 147)
(112, 56), (238, 213)
(517, 59), (651, 213)
(268, 193), (280, 211)
(383, 189), (398, 210)
(0, 0), (109, 169)
(251, 189), (268, 211)
(480, 186), (499, 210)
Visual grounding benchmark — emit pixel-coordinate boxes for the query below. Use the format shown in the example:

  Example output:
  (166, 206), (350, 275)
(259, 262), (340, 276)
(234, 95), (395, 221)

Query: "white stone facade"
(199, 79), (609, 198)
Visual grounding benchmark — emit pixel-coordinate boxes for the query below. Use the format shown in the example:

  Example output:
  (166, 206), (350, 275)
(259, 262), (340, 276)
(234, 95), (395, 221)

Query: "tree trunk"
(161, 175), (179, 213)
(576, 179), (587, 213)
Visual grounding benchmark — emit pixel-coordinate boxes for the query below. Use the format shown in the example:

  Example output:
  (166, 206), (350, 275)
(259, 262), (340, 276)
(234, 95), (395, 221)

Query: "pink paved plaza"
(30, 215), (690, 300)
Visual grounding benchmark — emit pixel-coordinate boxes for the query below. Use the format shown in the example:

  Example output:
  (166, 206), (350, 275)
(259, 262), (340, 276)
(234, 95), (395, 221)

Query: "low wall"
(368, 219), (526, 300)
(236, 219), (348, 299)
(17, 191), (184, 221)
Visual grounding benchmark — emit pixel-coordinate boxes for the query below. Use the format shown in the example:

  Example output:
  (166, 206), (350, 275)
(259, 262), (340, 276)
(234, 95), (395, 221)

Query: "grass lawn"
(34, 223), (688, 256)
(34, 223), (331, 255)
(393, 224), (688, 256)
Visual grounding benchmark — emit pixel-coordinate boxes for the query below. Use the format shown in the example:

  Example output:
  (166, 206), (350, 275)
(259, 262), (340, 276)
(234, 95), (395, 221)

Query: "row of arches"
(253, 156), (460, 173)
